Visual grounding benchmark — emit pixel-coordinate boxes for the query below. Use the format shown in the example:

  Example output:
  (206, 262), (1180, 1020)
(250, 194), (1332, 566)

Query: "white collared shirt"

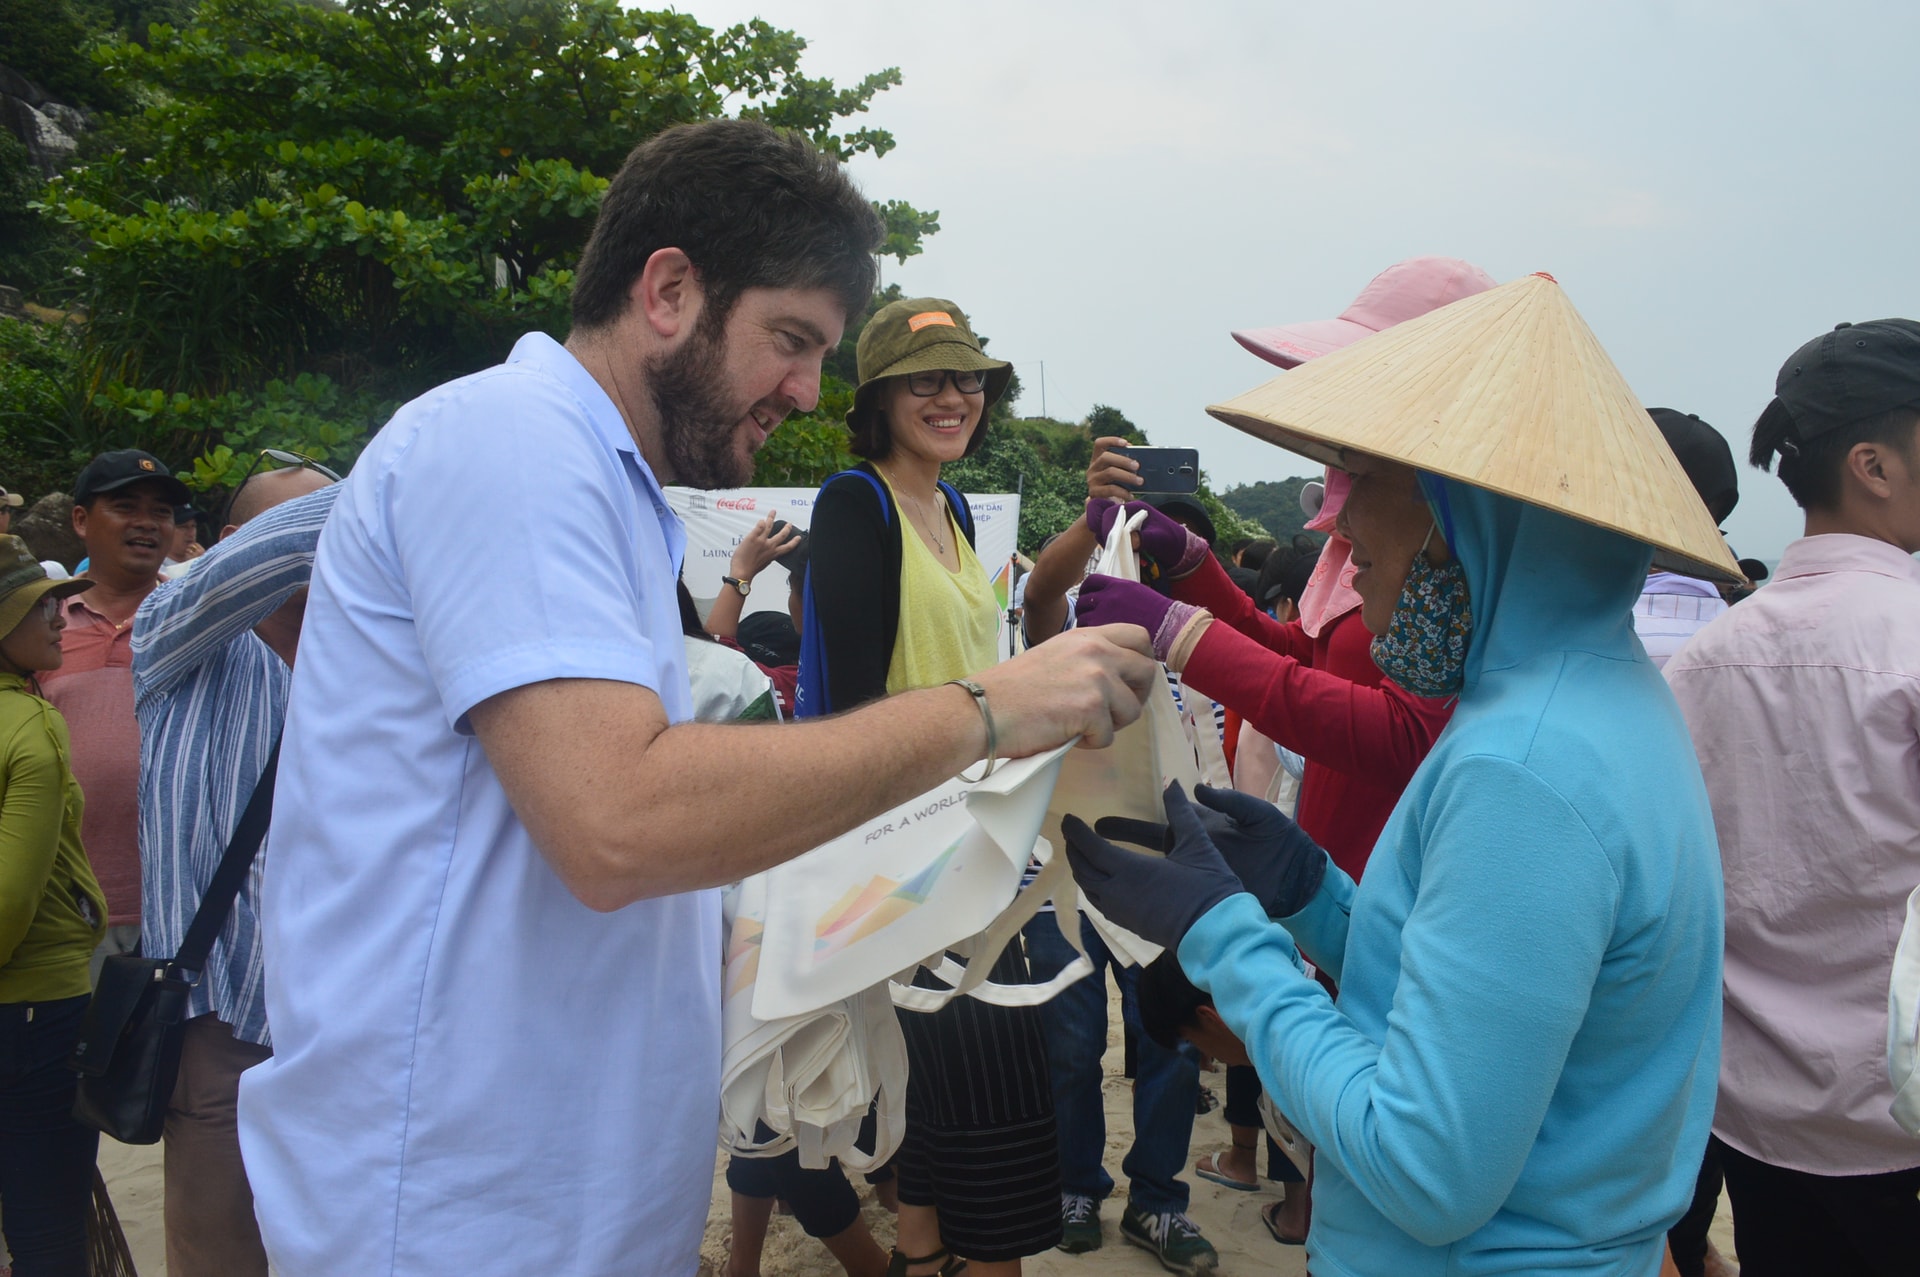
(1667, 534), (1920, 1175)
(239, 333), (717, 1274)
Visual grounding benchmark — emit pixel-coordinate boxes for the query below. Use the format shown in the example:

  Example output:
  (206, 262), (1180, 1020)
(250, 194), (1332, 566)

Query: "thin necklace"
(879, 465), (948, 556)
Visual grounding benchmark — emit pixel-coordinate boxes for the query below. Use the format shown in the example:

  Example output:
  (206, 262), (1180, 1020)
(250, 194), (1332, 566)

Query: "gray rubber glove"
(1062, 782), (1244, 952)
(1095, 783), (1328, 919)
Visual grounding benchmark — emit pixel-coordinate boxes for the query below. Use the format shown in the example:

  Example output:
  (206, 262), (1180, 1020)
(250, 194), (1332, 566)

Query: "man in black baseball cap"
(1665, 320), (1920, 1275)
(1749, 318), (1920, 514)
(71, 448), (193, 509)
(41, 448), (192, 968)
(1651, 409), (1740, 526)
(1635, 410), (1740, 671)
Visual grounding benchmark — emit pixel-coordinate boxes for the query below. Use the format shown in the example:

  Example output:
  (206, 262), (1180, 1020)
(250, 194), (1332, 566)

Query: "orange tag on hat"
(139, 459), (156, 471)
(907, 311), (956, 332)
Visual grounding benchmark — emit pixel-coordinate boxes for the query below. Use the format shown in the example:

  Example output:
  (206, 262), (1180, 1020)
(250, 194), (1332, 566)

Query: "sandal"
(1260, 1198), (1307, 1247)
(1193, 1148), (1259, 1192)
(885, 1247), (968, 1276)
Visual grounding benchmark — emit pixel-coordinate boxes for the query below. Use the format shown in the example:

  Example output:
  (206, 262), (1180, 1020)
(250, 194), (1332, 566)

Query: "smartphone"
(1114, 446), (1199, 494)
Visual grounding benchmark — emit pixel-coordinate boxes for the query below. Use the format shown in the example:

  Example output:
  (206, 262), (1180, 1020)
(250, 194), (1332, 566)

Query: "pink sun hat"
(1231, 256), (1500, 369)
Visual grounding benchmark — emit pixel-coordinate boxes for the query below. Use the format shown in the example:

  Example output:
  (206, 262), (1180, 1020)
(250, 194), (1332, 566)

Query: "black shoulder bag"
(69, 739), (281, 1144)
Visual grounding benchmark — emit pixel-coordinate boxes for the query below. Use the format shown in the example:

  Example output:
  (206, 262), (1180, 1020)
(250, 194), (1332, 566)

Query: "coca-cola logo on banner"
(715, 497), (757, 511)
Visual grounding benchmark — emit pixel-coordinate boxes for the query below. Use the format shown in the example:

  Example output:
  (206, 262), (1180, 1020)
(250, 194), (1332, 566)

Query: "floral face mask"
(1369, 524), (1473, 698)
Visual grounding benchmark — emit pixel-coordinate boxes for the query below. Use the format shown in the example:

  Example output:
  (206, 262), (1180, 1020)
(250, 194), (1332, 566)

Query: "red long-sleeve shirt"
(1171, 556), (1453, 882)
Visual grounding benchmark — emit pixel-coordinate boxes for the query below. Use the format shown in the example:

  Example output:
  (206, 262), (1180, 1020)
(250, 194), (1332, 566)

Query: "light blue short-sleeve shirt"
(237, 333), (717, 1276)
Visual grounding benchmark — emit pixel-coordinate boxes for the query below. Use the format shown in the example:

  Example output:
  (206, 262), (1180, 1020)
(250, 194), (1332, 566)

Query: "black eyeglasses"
(903, 369), (987, 397)
(220, 448), (342, 528)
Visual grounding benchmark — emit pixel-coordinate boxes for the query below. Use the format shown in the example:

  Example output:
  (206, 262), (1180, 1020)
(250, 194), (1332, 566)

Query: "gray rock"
(13, 491), (84, 571)
(0, 63), (91, 178)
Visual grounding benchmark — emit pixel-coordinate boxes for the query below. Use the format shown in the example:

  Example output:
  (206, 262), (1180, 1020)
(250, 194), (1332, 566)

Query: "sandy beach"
(93, 976), (1736, 1275)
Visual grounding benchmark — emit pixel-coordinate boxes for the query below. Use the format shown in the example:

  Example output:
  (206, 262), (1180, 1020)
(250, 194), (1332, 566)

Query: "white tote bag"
(751, 743), (1092, 1023)
(1039, 508), (1217, 968)
(720, 876), (910, 1171)
(1889, 882), (1920, 1135)
(1045, 513), (1199, 833)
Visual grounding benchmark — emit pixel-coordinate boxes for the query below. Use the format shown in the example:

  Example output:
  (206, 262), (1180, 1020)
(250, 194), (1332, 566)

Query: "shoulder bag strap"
(936, 480), (976, 548)
(169, 736), (282, 979)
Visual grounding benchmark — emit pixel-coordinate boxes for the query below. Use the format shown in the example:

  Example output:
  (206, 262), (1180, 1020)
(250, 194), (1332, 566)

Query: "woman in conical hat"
(1061, 273), (1731, 1276)
(1078, 257), (1488, 1230)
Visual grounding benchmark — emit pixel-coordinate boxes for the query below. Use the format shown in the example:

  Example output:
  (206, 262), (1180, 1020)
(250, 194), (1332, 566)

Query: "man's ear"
(70, 502), (87, 538)
(1846, 440), (1896, 501)
(1194, 1004), (1228, 1035)
(631, 247), (703, 341)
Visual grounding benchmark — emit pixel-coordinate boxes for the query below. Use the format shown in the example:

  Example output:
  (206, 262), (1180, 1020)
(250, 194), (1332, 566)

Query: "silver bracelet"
(948, 678), (999, 782)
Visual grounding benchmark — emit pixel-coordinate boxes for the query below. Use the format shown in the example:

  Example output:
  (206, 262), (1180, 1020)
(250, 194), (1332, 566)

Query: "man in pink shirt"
(1666, 320), (1920, 1276)
(40, 449), (189, 974)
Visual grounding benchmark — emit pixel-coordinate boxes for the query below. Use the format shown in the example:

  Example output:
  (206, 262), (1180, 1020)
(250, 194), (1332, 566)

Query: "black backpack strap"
(170, 737), (281, 979)
(936, 480), (976, 548)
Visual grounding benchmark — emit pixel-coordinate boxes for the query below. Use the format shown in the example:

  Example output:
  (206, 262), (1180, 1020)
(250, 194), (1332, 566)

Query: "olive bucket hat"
(0, 534), (92, 640)
(846, 297), (1013, 454)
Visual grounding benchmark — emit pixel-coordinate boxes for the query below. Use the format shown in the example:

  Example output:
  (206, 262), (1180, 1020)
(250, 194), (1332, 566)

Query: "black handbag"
(69, 739), (280, 1144)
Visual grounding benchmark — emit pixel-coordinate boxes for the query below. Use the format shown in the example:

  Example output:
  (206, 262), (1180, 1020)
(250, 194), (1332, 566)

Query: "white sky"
(692, 0), (1920, 561)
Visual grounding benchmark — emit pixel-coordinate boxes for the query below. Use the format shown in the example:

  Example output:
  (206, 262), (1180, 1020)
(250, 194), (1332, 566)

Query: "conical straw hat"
(1207, 273), (1743, 583)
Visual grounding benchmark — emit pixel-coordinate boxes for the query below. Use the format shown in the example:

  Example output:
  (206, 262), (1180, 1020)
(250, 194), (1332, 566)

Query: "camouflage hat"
(0, 534), (91, 641)
(847, 297), (1013, 441)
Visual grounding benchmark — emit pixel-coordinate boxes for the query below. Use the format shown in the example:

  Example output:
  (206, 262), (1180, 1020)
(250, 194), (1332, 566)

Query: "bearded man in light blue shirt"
(236, 118), (1158, 1277)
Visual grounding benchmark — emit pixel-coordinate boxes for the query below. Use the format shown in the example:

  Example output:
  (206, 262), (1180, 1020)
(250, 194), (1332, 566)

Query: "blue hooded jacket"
(1178, 479), (1724, 1276)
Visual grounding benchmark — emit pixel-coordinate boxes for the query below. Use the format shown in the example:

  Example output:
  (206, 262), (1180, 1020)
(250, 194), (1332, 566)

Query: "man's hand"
(1063, 782), (1245, 950)
(1089, 436), (1143, 502)
(729, 513), (802, 580)
(1097, 784), (1328, 919)
(972, 623), (1159, 754)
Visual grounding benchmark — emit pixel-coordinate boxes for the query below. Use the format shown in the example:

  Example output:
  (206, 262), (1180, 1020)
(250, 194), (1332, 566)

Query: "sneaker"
(1057, 1192), (1102, 1254)
(1120, 1204), (1219, 1276)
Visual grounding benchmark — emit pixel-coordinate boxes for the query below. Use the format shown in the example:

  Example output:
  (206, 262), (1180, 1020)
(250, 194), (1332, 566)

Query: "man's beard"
(646, 322), (756, 489)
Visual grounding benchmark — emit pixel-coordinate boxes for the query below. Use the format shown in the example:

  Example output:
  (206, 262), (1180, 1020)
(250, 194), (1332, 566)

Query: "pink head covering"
(1233, 256), (1498, 635)
(1230, 256), (1499, 369)
(1296, 468), (1361, 637)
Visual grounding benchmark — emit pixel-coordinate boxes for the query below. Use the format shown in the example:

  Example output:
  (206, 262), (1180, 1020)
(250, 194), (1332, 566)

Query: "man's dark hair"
(1237, 538), (1276, 572)
(1137, 952), (1212, 1052)
(1750, 405), (1920, 511)
(570, 119), (883, 335)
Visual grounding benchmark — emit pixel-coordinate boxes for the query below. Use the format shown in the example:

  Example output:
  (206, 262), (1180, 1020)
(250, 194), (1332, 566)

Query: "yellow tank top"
(881, 477), (1001, 695)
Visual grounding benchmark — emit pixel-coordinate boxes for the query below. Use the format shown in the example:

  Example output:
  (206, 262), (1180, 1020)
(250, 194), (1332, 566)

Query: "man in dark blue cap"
(40, 449), (190, 972)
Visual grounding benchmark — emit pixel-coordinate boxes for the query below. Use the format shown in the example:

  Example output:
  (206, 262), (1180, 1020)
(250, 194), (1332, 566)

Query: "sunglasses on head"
(220, 448), (342, 527)
(903, 369), (987, 397)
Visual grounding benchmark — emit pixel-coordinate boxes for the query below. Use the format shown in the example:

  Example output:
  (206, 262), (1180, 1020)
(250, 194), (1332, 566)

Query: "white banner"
(666, 485), (1023, 654)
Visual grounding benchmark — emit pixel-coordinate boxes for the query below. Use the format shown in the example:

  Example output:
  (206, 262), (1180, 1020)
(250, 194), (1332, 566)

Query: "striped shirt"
(132, 484), (339, 1046)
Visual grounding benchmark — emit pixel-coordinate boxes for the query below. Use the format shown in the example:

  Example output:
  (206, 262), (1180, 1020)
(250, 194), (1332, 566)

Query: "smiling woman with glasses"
(791, 298), (1078, 1277)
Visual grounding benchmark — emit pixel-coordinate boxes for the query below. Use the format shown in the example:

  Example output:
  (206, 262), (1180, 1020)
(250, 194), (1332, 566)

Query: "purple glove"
(1077, 574), (1204, 663)
(1084, 497), (1127, 546)
(1082, 499), (1210, 579)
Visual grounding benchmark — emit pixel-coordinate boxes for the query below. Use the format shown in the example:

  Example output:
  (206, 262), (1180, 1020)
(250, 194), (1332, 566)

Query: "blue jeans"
(0, 994), (98, 1276)
(1023, 913), (1195, 1215)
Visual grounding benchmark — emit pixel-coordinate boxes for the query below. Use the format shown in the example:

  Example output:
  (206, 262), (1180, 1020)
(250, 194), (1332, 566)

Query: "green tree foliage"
(0, 0), (133, 111)
(1218, 475), (1323, 545)
(0, 317), (91, 500)
(30, 0), (930, 489)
